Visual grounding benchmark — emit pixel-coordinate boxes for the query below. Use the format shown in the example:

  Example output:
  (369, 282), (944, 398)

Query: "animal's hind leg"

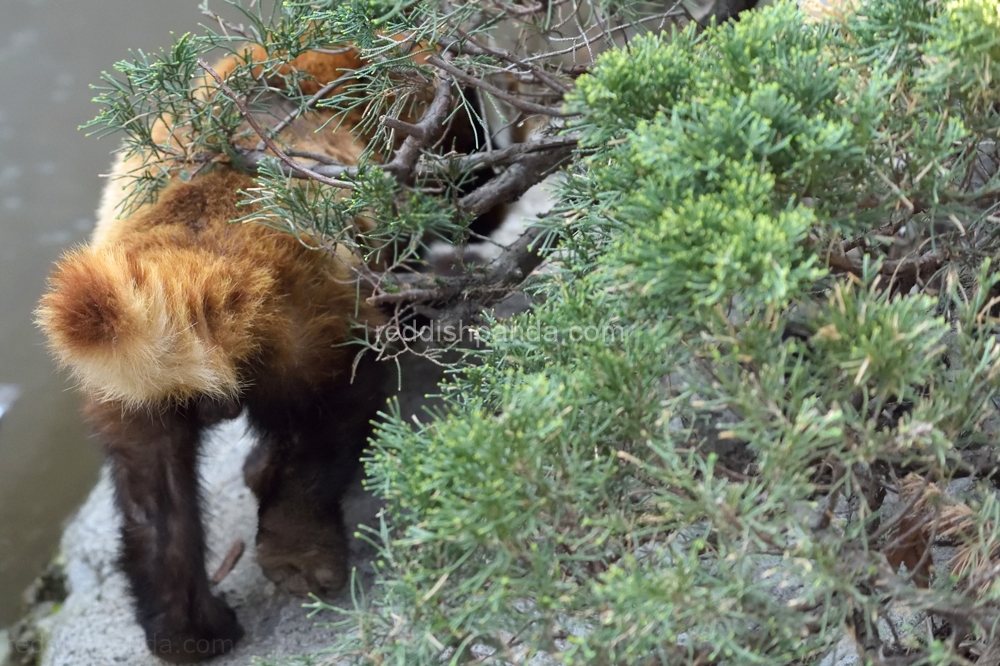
(85, 398), (243, 663)
(243, 352), (386, 597)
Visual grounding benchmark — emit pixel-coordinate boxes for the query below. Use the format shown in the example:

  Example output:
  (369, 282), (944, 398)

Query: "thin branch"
(201, 55), (571, 317)
(453, 30), (572, 94)
(842, 217), (909, 254)
(367, 198), (561, 310)
(210, 539), (245, 585)
(874, 168), (915, 213)
(366, 224), (549, 308)
(197, 58), (355, 189)
(369, 287), (448, 306)
(366, 144), (572, 310)
(427, 55), (573, 118)
(381, 116), (426, 139)
(452, 136), (578, 170)
(520, 7), (685, 64)
(234, 148), (359, 179)
(313, 47), (356, 56)
(284, 148), (342, 165)
(481, 221), (549, 286)
(199, 5), (256, 41)
(265, 71), (356, 143)
(825, 243), (944, 279)
(237, 135), (579, 183)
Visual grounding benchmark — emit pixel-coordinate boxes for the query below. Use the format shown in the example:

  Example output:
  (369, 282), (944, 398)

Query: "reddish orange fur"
(34, 48), (402, 662)
(38, 53), (384, 407)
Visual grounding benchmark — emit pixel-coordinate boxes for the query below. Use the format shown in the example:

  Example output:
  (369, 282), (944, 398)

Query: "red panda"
(34, 46), (429, 663)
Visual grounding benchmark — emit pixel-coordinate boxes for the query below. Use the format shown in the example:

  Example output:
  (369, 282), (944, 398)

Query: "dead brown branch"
(210, 539), (245, 585)
(382, 77), (453, 185)
(459, 143), (573, 217)
(197, 50), (575, 332)
(241, 135), (578, 182)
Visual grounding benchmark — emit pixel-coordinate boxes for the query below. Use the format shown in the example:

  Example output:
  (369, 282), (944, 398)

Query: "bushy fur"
(38, 47), (382, 407)
(38, 167), (379, 406)
(35, 47), (397, 663)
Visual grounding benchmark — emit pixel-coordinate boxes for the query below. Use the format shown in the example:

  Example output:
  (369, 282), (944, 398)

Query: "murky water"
(0, 0), (268, 626)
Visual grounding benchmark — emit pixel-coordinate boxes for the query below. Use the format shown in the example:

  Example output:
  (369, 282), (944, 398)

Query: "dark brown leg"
(85, 399), (243, 663)
(243, 353), (386, 597)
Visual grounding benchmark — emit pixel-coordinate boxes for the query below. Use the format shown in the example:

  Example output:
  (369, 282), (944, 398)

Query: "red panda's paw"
(144, 594), (243, 663)
(255, 502), (349, 597)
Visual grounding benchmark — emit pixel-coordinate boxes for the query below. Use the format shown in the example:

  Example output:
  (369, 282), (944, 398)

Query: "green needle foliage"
(304, 1), (1000, 664)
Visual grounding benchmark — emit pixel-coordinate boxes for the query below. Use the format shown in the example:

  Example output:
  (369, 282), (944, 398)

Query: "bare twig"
(235, 148), (360, 180)
(825, 242), (944, 279)
(367, 217), (556, 309)
(365, 145), (572, 307)
(452, 136), (578, 170)
(381, 116), (426, 139)
(200, 6), (256, 41)
(459, 143), (574, 217)
(427, 55), (573, 118)
(210, 539), (245, 585)
(265, 71), (356, 143)
(284, 148), (342, 165)
(975, 639), (1000, 665)
(875, 168), (915, 212)
(369, 287), (449, 306)
(313, 47), (356, 56)
(842, 217), (909, 254)
(237, 135), (578, 183)
(453, 30), (572, 94)
(521, 8), (684, 64)
(201, 54), (571, 320)
(198, 58), (355, 189)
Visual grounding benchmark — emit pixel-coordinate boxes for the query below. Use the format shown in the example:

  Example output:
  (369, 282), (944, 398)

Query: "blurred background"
(0, 0), (264, 626)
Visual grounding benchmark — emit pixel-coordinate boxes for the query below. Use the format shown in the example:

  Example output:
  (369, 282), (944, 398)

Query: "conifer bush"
(329, 2), (1000, 663)
(88, 0), (1000, 662)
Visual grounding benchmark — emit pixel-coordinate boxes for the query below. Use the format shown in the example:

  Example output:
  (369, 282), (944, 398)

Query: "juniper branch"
(381, 76), (453, 185)
(197, 58), (356, 189)
(426, 55), (573, 118)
